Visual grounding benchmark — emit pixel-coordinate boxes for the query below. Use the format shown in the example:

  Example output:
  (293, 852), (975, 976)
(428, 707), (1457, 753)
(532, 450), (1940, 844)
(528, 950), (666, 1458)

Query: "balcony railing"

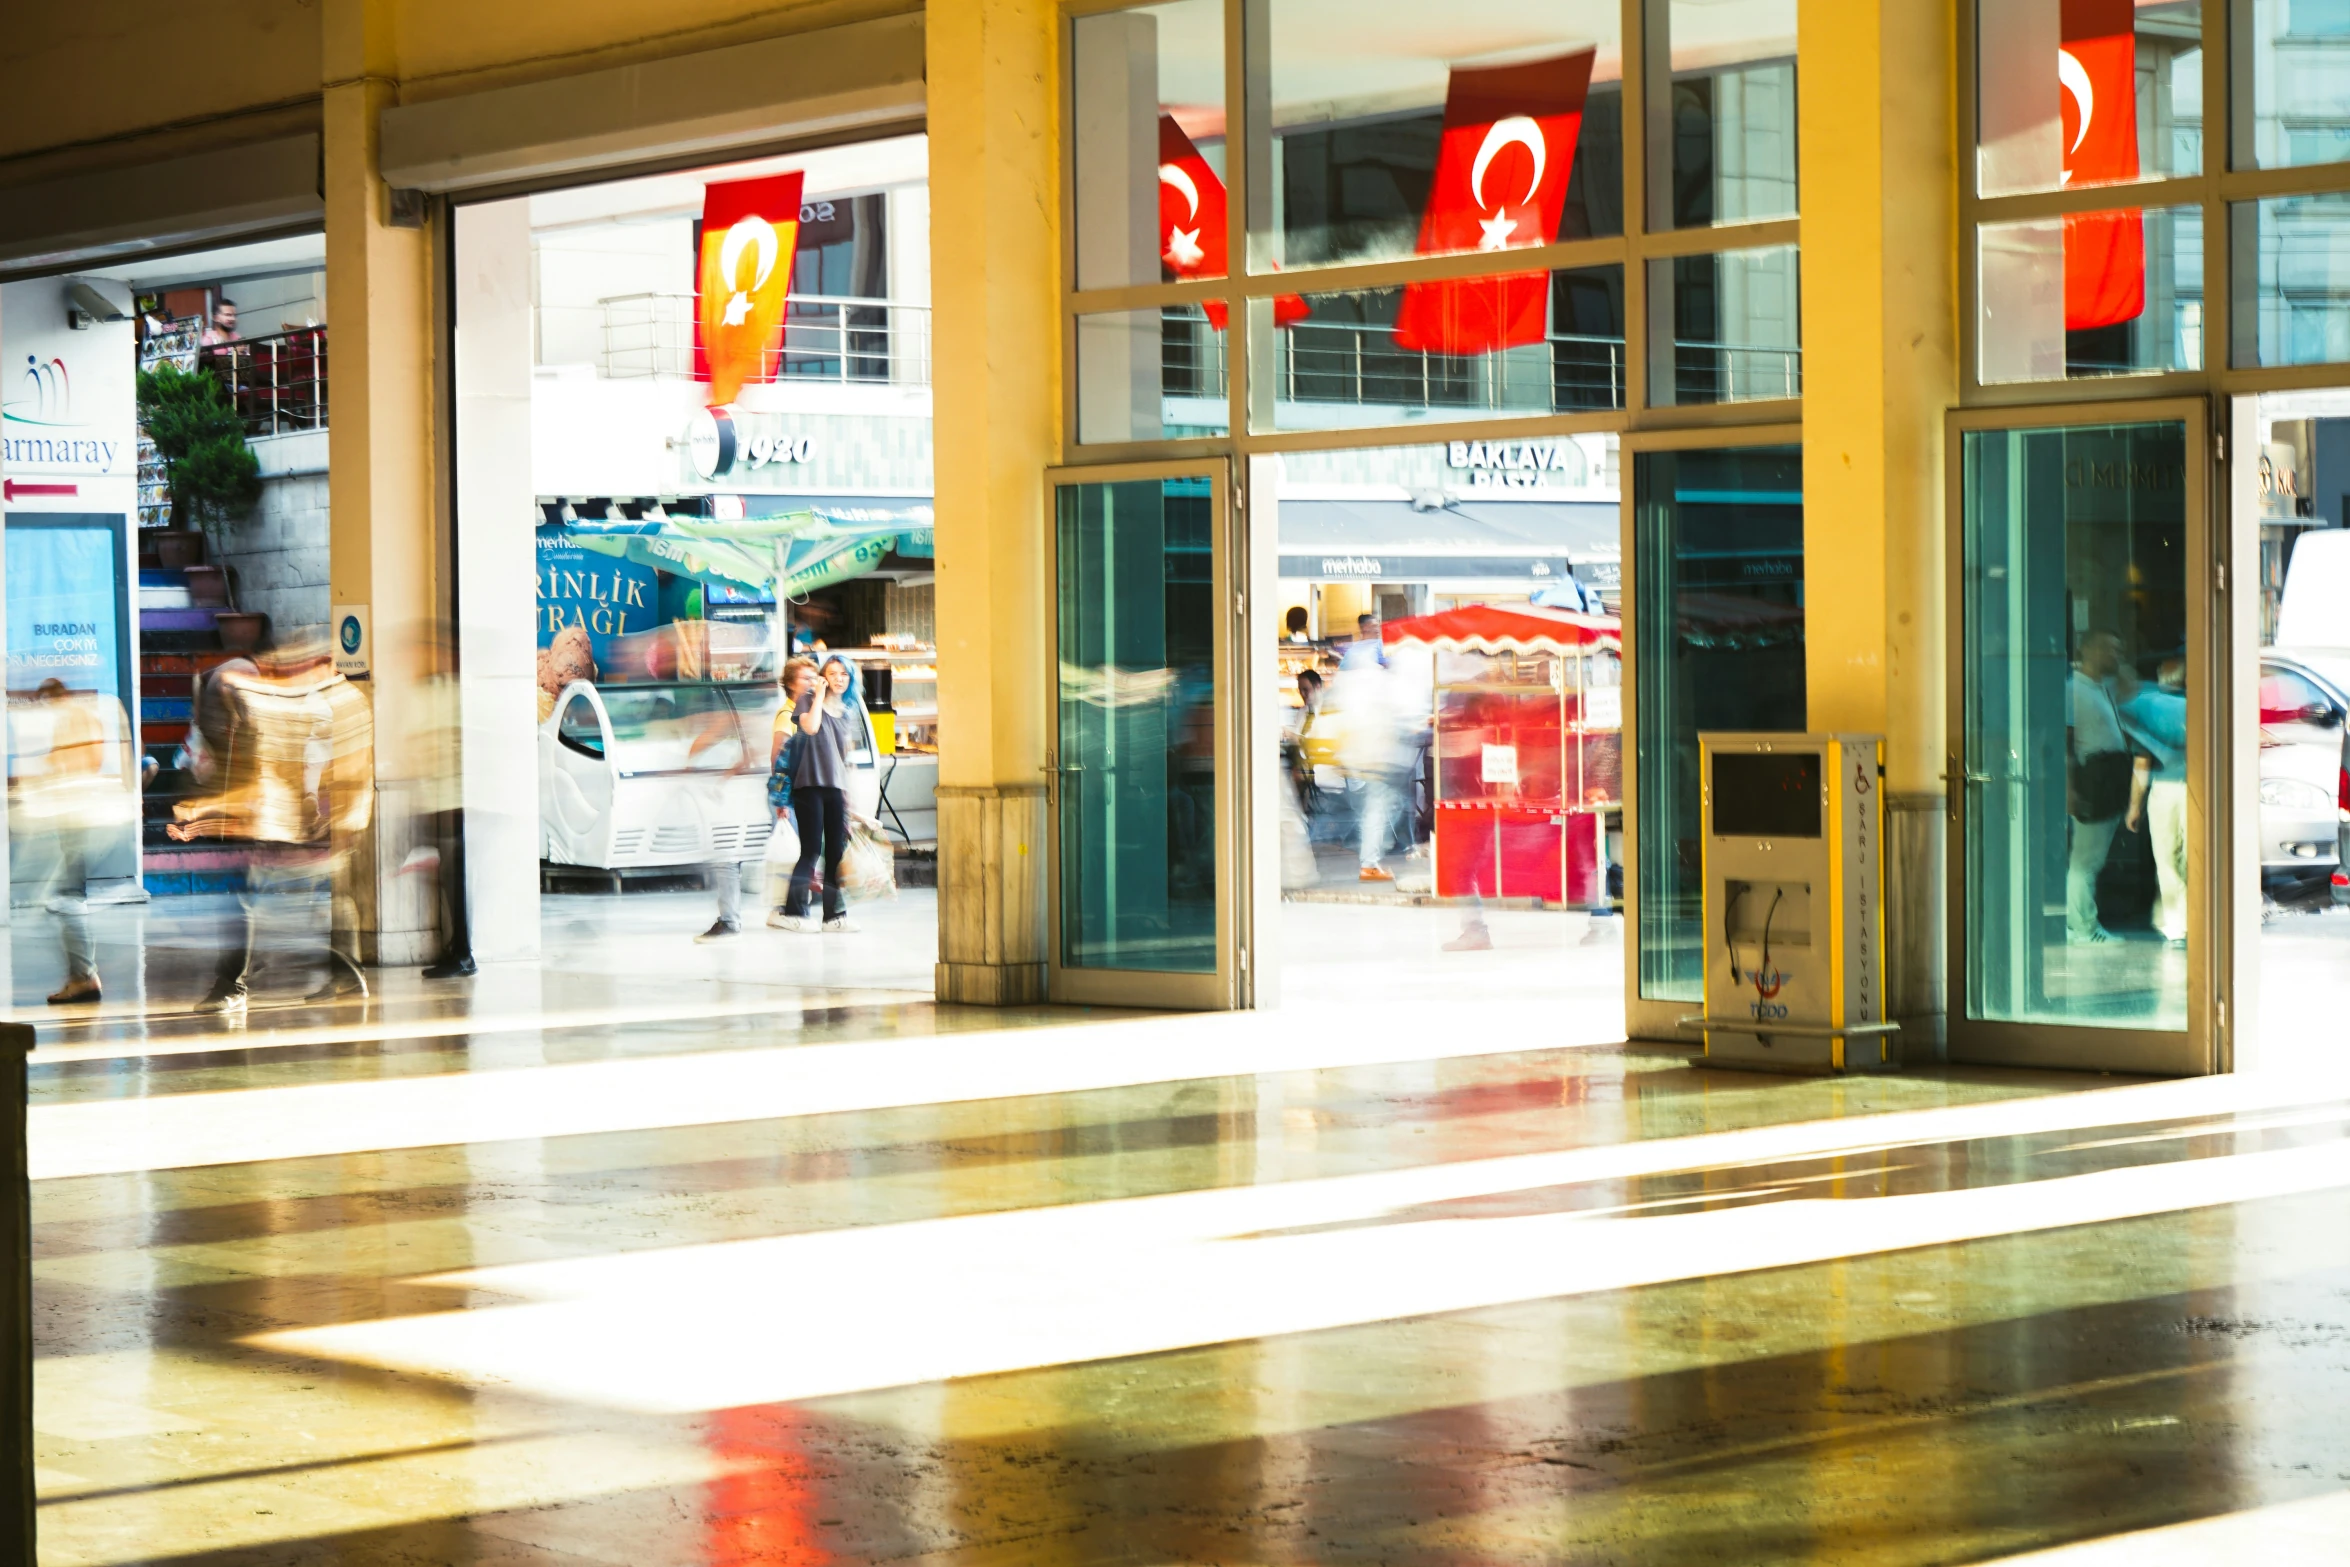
(597, 294), (931, 386)
(1158, 311), (1801, 413)
(144, 327), (328, 437)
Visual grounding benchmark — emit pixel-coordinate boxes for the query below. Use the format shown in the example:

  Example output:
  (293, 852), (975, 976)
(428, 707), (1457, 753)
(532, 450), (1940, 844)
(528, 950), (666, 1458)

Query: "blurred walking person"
(21, 681), (138, 1004)
(2065, 630), (2133, 946)
(170, 634), (374, 1014)
(1336, 641), (1409, 883)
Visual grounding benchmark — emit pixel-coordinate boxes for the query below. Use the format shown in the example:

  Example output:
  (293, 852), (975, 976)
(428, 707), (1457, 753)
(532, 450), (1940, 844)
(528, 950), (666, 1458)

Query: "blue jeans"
(1357, 770), (1402, 870)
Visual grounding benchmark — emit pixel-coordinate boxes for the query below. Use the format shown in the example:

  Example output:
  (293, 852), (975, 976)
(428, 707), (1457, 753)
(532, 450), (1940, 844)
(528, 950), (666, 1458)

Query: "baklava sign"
(693, 171), (805, 407)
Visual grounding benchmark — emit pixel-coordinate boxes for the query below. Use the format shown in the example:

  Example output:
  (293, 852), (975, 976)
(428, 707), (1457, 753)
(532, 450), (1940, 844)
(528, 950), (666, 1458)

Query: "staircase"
(136, 529), (267, 895)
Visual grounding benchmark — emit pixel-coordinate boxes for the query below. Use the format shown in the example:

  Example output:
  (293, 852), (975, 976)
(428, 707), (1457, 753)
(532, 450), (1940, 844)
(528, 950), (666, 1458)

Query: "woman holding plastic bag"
(820, 656), (897, 902)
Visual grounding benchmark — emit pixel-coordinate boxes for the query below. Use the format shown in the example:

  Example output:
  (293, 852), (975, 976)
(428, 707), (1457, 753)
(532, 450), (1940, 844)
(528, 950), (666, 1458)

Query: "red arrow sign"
(2, 480), (80, 502)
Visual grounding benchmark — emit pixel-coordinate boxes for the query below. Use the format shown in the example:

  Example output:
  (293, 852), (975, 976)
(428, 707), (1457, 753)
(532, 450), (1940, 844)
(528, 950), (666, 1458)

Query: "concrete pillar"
(452, 198), (543, 963)
(324, 0), (441, 966)
(1797, 0), (1959, 1051)
(928, 0), (1060, 1004)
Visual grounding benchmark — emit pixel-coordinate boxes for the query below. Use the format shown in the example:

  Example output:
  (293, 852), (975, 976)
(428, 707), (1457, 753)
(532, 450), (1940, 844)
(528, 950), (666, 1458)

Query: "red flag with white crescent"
(1157, 116), (1307, 331)
(1394, 49), (1593, 356)
(2060, 0), (2143, 331)
(694, 171), (805, 406)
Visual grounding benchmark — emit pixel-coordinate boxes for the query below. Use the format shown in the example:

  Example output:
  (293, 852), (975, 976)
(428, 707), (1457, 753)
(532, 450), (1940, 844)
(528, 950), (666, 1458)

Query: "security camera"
(66, 282), (130, 324)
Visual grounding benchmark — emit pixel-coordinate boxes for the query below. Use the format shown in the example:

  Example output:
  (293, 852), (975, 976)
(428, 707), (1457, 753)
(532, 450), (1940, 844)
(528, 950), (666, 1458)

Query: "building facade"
(7, 0), (2350, 1075)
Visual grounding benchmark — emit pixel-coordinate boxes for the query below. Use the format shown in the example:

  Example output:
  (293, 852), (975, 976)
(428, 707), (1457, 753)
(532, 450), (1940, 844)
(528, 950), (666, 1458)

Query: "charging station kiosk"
(1685, 732), (1896, 1073)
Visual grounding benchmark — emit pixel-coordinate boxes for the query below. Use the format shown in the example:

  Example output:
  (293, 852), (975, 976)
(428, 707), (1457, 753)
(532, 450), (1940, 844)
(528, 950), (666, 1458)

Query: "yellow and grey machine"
(1688, 732), (1895, 1073)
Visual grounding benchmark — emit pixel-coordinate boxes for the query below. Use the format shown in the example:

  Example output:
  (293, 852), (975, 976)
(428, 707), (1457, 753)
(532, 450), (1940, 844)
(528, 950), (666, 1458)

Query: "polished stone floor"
(15, 891), (2350, 1564)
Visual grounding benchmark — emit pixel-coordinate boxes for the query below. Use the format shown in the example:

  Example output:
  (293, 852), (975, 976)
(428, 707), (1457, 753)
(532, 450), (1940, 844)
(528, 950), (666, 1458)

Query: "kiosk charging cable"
(1722, 883), (1784, 1000)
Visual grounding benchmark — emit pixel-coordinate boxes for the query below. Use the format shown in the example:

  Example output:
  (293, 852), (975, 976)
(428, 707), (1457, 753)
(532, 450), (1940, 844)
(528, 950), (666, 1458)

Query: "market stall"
(533, 502), (941, 862)
(1380, 604), (1622, 906)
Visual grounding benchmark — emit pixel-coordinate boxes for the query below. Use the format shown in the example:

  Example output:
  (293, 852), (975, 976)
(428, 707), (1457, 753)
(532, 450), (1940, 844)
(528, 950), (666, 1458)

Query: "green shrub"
(136, 362), (261, 539)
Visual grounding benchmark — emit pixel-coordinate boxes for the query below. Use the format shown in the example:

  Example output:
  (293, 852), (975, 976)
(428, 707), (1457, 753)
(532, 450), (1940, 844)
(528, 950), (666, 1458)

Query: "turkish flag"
(1394, 49), (1594, 356)
(1157, 116), (1306, 331)
(2060, 0), (2143, 330)
(694, 172), (805, 406)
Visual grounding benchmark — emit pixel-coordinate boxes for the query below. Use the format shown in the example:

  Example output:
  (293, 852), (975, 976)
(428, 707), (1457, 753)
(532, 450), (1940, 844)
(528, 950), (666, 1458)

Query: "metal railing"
(1155, 308), (1803, 413)
(1278, 320), (1629, 413)
(1666, 341), (1802, 404)
(597, 293), (931, 386)
(151, 327), (329, 437)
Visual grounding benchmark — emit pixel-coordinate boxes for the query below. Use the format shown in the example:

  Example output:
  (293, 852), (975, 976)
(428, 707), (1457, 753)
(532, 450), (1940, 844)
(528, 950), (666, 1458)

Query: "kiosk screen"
(1712, 751), (1821, 838)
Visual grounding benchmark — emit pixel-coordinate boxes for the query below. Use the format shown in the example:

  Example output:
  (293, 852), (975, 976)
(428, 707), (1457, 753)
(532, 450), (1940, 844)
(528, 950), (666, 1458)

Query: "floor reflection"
(24, 979), (2350, 1564)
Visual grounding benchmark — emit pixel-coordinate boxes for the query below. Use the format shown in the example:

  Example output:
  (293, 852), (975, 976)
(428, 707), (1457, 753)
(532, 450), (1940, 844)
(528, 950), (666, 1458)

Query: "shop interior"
(454, 135), (943, 990)
(1264, 440), (1626, 1016)
(4, 229), (331, 899)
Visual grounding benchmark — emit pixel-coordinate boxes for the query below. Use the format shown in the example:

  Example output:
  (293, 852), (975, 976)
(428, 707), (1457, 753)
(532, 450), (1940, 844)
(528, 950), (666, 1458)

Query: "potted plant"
(135, 363), (267, 648)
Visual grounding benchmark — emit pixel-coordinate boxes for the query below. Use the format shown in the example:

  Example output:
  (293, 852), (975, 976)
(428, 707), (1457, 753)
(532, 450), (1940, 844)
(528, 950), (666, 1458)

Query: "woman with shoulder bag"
(763, 657), (817, 928)
(778, 655), (858, 933)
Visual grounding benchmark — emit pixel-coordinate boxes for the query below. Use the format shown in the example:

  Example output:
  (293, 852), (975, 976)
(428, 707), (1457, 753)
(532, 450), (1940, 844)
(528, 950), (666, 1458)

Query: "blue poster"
(535, 524), (660, 666)
(6, 517), (125, 703)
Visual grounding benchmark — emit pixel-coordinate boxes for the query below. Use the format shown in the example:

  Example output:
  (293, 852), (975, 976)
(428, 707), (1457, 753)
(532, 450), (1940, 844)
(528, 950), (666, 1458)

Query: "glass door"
(1947, 403), (2218, 1075)
(1047, 461), (1245, 1008)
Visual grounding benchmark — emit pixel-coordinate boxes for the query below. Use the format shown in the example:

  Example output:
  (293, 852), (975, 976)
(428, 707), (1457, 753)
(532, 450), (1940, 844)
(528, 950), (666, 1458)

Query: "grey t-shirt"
(789, 691), (852, 790)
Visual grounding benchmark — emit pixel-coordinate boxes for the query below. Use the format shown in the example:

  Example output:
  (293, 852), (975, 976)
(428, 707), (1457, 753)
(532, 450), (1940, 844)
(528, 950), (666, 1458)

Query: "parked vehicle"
(539, 679), (780, 870)
(2261, 652), (2350, 899)
(2336, 717), (2349, 905)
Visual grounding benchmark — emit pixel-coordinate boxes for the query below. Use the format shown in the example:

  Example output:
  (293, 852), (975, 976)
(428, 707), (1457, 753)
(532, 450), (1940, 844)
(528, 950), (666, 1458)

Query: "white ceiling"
(527, 133), (929, 233)
(81, 232), (326, 290)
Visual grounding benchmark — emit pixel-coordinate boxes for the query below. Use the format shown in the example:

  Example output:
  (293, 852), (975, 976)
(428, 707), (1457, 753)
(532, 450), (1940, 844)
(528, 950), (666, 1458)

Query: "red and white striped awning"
(1379, 604), (1621, 655)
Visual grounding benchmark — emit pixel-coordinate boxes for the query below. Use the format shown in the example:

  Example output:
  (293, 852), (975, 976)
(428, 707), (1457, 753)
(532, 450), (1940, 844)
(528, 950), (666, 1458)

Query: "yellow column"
(1797, 0), (1959, 1039)
(927, 0), (1060, 1005)
(324, 0), (441, 965)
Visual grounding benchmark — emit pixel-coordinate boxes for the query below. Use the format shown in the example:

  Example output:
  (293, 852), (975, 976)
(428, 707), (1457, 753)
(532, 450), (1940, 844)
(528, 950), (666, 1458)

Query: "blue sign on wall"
(6, 515), (127, 710)
(535, 525), (660, 665)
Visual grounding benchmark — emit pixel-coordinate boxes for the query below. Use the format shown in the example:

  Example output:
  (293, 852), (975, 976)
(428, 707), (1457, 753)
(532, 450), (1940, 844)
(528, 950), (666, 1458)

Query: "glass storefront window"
(2229, 194), (2350, 366)
(1977, 0), (2203, 196)
(1979, 204), (2205, 381)
(2230, 0), (2350, 171)
(1076, 306), (1231, 444)
(1645, 0), (1798, 229)
(1055, 476), (1219, 974)
(1249, 266), (1625, 432)
(1245, 0), (1623, 274)
(1646, 245), (1800, 406)
(1071, 0), (1227, 293)
(1634, 445), (1805, 1002)
(1958, 421), (2191, 1032)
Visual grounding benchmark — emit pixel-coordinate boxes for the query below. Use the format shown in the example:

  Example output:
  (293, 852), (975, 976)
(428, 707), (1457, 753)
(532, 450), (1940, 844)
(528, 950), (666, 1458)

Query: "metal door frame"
(1943, 397), (2224, 1076)
(1044, 457), (1250, 1010)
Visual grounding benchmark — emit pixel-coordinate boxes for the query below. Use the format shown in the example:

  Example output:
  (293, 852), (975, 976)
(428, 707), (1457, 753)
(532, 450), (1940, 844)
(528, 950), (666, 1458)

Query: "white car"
(539, 679), (780, 870)
(2260, 651), (2350, 896)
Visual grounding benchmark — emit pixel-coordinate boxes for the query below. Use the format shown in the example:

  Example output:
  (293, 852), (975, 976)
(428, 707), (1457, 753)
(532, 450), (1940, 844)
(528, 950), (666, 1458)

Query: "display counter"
(849, 641), (940, 845)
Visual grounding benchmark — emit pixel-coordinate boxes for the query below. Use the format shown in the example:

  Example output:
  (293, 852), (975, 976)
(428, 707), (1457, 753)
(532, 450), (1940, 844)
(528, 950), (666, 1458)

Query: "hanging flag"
(2060, 0), (2143, 330)
(694, 171), (806, 406)
(1394, 49), (1594, 356)
(1157, 116), (1307, 331)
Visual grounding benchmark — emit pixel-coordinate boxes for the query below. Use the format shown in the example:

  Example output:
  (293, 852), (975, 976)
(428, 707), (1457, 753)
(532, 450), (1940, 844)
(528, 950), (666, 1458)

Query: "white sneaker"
(822, 914), (861, 934)
(767, 912), (819, 933)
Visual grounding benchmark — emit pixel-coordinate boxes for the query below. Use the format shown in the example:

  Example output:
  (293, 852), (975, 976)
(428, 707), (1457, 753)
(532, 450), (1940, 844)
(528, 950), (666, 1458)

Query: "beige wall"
(0, 0), (909, 173)
(0, 2), (321, 167)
